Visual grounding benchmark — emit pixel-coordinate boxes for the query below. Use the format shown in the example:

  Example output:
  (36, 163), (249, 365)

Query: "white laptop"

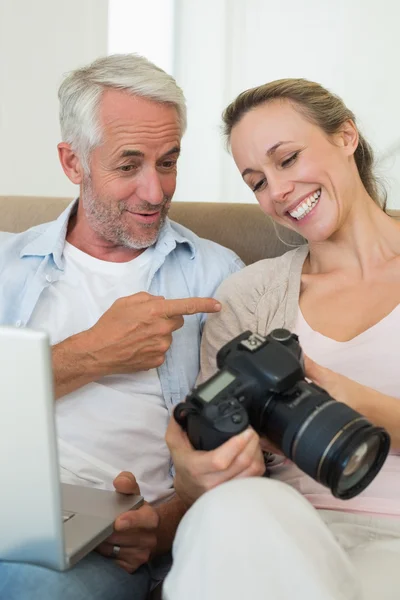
(0, 326), (143, 571)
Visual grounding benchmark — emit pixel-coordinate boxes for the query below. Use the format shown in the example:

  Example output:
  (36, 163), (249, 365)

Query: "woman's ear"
(335, 119), (359, 157)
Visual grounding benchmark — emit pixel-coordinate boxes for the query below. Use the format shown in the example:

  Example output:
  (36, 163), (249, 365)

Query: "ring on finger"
(110, 544), (121, 559)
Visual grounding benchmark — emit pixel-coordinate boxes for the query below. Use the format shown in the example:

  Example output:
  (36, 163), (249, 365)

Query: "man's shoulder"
(0, 224), (47, 260)
(169, 220), (244, 270)
(165, 220), (244, 299)
(0, 201), (75, 268)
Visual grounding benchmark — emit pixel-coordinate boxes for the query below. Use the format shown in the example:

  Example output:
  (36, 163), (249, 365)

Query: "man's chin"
(120, 224), (163, 250)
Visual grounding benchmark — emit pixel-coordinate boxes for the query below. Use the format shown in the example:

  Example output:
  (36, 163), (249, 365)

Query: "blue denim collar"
(20, 199), (196, 269)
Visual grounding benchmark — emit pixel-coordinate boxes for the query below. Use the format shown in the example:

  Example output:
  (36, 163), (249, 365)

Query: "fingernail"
(241, 428), (253, 440)
(116, 519), (131, 531)
(119, 475), (134, 485)
(214, 302), (222, 311)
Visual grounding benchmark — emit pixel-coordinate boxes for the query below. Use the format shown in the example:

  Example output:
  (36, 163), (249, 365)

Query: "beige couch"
(0, 195), (305, 264)
(1, 195), (398, 264)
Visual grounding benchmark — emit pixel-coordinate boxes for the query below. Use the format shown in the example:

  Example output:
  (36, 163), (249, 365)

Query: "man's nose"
(136, 169), (165, 205)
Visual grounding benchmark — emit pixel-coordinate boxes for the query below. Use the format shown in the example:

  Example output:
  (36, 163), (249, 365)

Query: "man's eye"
(120, 165), (137, 172)
(161, 160), (177, 170)
(281, 152), (299, 168)
(252, 178), (267, 193)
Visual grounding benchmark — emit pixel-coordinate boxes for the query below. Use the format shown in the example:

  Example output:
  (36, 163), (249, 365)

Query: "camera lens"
(334, 433), (384, 496)
(275, 390), (391, 499)
(342, 442), (369, 476)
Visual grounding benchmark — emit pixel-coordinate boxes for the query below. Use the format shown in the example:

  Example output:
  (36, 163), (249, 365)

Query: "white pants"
(163, 478), (400, 600)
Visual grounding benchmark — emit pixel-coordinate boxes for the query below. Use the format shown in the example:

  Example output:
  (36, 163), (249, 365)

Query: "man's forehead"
(99, 88), (180, 130)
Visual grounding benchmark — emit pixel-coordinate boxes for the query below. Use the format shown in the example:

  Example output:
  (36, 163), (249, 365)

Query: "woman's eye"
(281, 152), (299, 168)
(252, 178), (267, 193)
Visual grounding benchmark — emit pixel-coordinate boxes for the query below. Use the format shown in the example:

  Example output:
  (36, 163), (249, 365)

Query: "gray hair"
(58, 53), (187, 172)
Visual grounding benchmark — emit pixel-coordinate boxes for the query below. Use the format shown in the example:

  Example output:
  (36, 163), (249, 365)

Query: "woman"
(164, 80), (400, 600)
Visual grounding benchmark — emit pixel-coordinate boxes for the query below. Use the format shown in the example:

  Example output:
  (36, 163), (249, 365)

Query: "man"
(0, 54), (245, 600)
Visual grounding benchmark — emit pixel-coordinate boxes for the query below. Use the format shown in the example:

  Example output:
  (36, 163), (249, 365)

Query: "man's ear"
(58, 143), (85, 184)
(335, 119), (359, 157)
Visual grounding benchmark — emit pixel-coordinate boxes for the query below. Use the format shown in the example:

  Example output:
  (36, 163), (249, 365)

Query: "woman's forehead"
(232, 100), (317, 140)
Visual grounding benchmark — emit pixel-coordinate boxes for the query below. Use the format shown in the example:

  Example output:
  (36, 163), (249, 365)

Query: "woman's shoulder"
(216, 245), (308, 305)
(199, 245), (308, 382)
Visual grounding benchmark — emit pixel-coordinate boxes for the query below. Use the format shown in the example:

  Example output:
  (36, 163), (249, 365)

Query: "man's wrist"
(52, 330), (106, 398)
(151, 494), (187, 557)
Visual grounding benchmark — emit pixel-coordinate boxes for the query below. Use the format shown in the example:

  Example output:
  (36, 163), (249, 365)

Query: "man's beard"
(81, 177), (170, 250)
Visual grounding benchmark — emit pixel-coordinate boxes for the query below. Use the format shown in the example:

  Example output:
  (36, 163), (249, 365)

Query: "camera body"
(174, 329), (390, 499)
(175, 329), (306, 451)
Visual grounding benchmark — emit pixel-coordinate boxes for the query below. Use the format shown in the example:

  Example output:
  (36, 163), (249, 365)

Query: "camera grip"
(173, 402), (249, 451)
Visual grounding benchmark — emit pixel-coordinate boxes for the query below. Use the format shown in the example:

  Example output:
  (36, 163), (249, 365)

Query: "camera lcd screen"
(198, 370), (236, 402)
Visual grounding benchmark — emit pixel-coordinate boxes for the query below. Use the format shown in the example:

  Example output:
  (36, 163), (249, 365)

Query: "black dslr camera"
(174, 329), (390, 500)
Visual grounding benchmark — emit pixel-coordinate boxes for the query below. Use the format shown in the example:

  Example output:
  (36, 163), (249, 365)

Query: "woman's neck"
(307, 193), (400, 279)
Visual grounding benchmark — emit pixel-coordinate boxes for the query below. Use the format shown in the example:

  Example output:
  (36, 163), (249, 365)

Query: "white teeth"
(289, 190), (321, 220)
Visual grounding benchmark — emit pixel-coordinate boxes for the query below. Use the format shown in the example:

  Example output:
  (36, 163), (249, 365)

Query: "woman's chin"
(301, 222), (337, 244)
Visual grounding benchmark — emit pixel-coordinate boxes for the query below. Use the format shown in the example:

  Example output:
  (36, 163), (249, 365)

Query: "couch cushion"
(0, 196), (305, 264)
(169, 202), (305, 264)
(0, 196), (71, 233)
(1, 196), (398, 265)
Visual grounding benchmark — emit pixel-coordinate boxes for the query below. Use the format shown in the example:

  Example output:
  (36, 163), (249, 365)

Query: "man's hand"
(86, 293), (221, 374)
(96, 471), (160, 574)
(166, 417), (266, 507)
(53, 293), (221, 398)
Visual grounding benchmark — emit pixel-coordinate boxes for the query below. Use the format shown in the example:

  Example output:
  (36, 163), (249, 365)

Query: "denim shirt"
(0, 201), (243, 414)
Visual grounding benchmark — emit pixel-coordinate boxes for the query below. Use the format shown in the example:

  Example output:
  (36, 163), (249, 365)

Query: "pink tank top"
(269, 306), (400, 517)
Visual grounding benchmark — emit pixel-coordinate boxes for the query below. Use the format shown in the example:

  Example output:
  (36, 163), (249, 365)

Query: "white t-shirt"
(29, 242), (174, 504)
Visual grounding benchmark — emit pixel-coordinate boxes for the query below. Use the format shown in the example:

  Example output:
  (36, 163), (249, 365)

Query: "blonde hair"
(223, 78), (386, 209)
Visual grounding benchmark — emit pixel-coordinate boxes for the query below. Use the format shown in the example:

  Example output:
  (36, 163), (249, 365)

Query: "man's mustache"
(118, 197), (171, 213)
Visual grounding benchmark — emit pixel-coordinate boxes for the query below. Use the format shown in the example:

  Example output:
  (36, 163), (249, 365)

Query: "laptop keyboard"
(62, 511), (75, 523)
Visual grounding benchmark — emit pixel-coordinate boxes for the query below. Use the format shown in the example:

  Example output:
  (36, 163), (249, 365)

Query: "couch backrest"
(1, 195), (399, 265)
(0, 195), (305, 265)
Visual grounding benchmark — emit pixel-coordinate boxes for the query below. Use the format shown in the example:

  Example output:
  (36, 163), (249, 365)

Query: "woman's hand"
(259, 437), (284, 456)
(304, 356), (400, 450)
(304, 355), (365, 412)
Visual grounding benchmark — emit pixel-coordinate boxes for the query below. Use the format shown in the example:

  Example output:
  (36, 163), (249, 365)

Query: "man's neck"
(66, 213), (146, 263)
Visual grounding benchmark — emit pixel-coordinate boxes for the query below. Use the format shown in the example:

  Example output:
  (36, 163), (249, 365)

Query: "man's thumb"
(113, 471), (140, 495)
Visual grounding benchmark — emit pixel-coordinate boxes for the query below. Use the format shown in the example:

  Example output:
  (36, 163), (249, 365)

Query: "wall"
(173, 0), (400, 208)
(108, 0), (174, 75)
(0, 0), (108, 198)
(1, 0), (399, 207)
